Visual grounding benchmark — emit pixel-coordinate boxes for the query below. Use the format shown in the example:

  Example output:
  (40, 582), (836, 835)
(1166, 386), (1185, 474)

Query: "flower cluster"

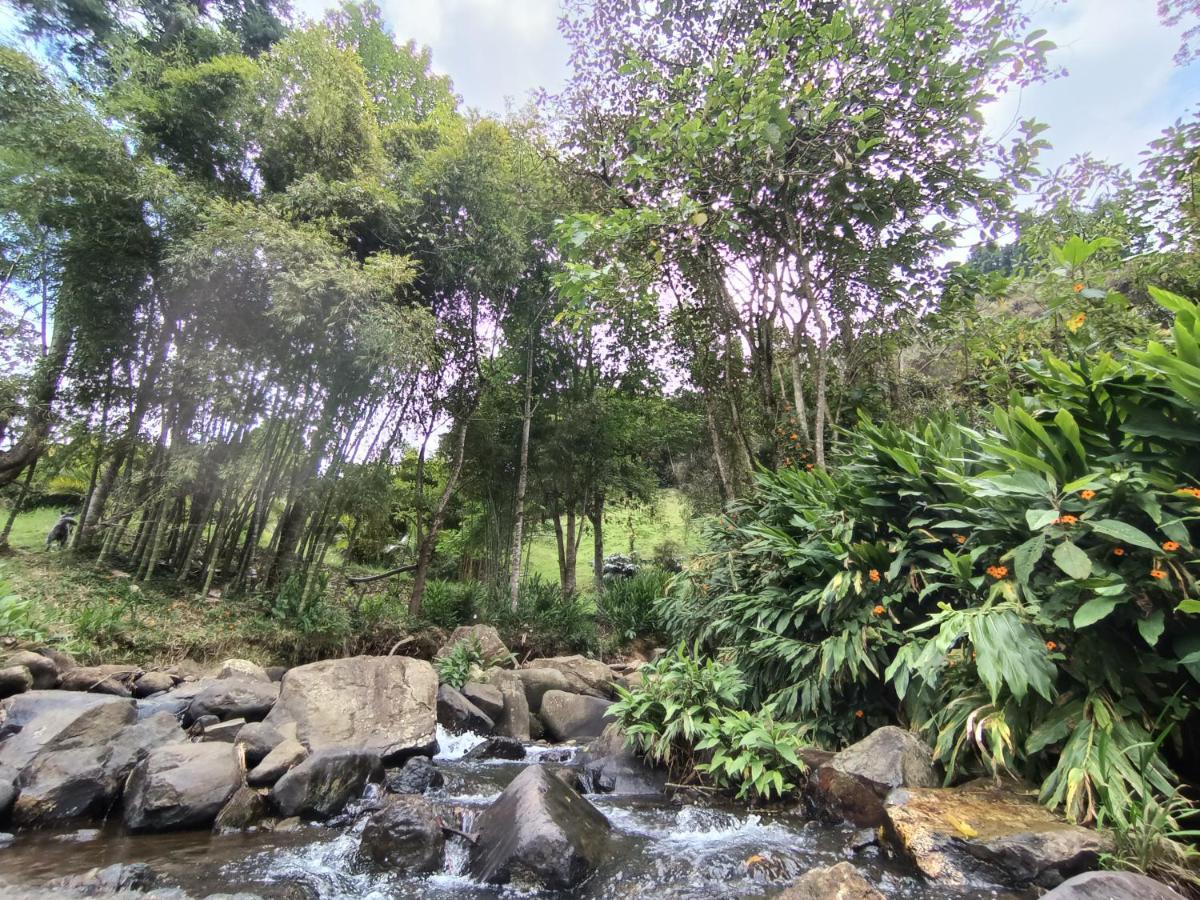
(1053, 514), (1078, 526)
(985, 565), (1008, 580)
(1179, 487), (1200, 499)
(1080, 489), (1096, 501)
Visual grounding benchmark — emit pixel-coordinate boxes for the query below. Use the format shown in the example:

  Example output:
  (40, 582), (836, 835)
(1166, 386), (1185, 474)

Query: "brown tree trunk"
(408, 419), (470, 617)
(0, 324), (72, 488)
(508, 333), (535, 611)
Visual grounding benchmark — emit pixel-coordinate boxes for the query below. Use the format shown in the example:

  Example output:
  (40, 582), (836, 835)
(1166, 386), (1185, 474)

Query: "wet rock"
(539, 691), (612, 742)
(529, 712), (545, 741)
(271, 748), (384, 819)
(133, 671), (177, 697)
(53, 862), (156, 895)
(136, 693), (192, 721)
(436, 684), (494, 735)
(13, 745), (117, 825)
(36, 647), (78, 673)
(236, 721), (284, 766)
(512, 668), (572, 712)
(0, 691), (135, 772)
(202, 718), (247, 743)
(808, 726), (937, 827)
(0, 831), (12, 847)
(386, 755), (444, 794)
(464, 735), (526, 761)
(0, 666), (32, 699)
(105, 711), (187, 784)
(214, 785), (269, 832)
(461, 682), (504, 721)
(487, 670), (530, 741)
(469, 764), (611, 889)
(436, 625), (511, 664)
(264, 656), (436, 763)
(1041, 871), (1186, 899)
(190, 713), (220, 736)
(265, 666), (287, 683)
(59, 664), (142, 696)
(522, 656), (616, 698)
(124, 742), (243, 832)
(0, 765), (16, 818)
(187, 678), (278, 723)
(217, 659), (271, 682)
(4, 651), (58, 690)
(358, 795), (445, 873)
(576, 724), (666, 794)
(776, 862), (884, 899)
(247, 738), (307, 787)
(883, 782), (1110, 888)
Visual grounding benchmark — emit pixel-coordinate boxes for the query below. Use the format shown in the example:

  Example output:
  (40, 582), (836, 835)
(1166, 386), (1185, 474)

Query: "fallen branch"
(346, 564), (417, 585)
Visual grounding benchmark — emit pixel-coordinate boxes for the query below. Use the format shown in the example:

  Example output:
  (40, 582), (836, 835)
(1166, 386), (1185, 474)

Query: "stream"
(0, 728), (1030, 899)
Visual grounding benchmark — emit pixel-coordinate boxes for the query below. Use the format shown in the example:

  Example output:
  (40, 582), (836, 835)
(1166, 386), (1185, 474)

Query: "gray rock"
(436, 625), (511, 663)
(272, 748), (384, 819)
(13, 746), (117, 825)
(463, 736), (526, 761)
(512, 668), (573, 712)
(214, 785), (268, 832)
(59, 664), (142, 696)
(776, 862), (884, 899)
(236, 721), (284, 766)
(808, 726), (937, 827)
(0, 691), (136, 772)
(264, 656), (436, 763)
(202, 718), (247, 743)
(123, 743), (243, 832)
(487, 670), (530, 741)
(265, 666), (287, 682)
(461, 682), (504, 720)
(106, 712), (187, 783)
(521, 656), (616, 698)
(216, 659), (271, 682)
(4, 651), (58, 690)
(386, 756), (444, 794)
(1041, 871), (1186, 899)
(190, 714), (219, 736)
(53, 862), (157, 895)
(248, 738), (307, 787)
(576, 724), (666, 794)
(358, 795), (444, 873)
(35, 647), (77, 673)
(133, 671), (177, 697)
(0, 666), (32, 699)
(187, 678), (278, 723)
(539, 691), (612, 742)
(0, 765), (16, 819)
(469, 764), (610, 889)
(436, 685), (494, 735)
(136, 694), (192, 721)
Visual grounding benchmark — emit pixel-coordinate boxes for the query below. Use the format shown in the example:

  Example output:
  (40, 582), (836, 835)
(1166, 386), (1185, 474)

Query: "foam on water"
(433, 724), (487, 760)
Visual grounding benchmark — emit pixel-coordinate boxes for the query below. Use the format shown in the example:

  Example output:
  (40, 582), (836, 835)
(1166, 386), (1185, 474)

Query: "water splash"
(432, 725), (488, 760)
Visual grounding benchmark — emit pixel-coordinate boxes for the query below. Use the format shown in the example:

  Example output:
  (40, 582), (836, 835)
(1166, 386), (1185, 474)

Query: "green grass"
(2, 506), (65, 551)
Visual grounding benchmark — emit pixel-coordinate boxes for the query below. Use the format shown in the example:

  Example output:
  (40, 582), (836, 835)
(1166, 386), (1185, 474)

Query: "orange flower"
(1179, 487), (1200, 499)
(806, 463), (814, 471)
(1150, 569), (1167, 580)
(986, 565), (1009, 580)
(1163, 541), (1180, 552)
(1080, 489), (1096, 501)
(1073, 282), (1085, 293)
(1046, 640), (1057, 651)
(790, 433), (798, 441)
(855, 709), (865, 719)
(872, 604), (885, 616)
(1112, 547), (1126, 557)
(869, 569), (881, 583)
(1066, 312), (1087, 333)
(1055, 515), (1078, 526)
(954, 533), (967, 545)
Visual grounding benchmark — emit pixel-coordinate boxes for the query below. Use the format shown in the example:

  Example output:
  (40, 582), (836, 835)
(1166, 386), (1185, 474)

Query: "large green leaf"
(1052, 541), (1092, 580)
(1010, 534), (1045, 588)
(1026, 509), (1058, 531)
(1137, 610), (1165, 647)
(1086, 518), (1161, 552)
(1073, 595), (1120, 628)
(969, 609), (1056, 703)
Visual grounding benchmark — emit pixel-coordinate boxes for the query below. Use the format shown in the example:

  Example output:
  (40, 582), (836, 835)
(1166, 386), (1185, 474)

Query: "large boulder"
(576, 724), (666, 794)
(808, 726), (937, 827)
(469, 764), (611, 889)
(461, 682), (504, 721)
(235, 721), (284, 766)
(123, 742), (243, 832)
(265, 656), (437, 763)
(216, 659), (271, 682)
(1041, 871), (1187, 899)
(3, 651), (59, 690)
(271, 748), (384, 819)
(436, 685), (494, 735)
(883, 782), (1110, 888)
(436, 625), (511, 664)
(386, 755), (444, 794)
(511, 668), (572, 712)
(521, 656), (616, 698)
(0, 665), (32, 699)
(59, 664), (142, 696)
(464, 736), (526, 761)
(539, 691), (612, 742)
(0, 691), (136, 772)
(486, 670), (531, 741)
(132, 671), (176, 697)
(12, 746), (117, 825)
(214, 785), (269, 832)
(0, 764), (16, 819)
(105, 711), (188, 783)
(777, 862), (884, 899)
(358, 795), (445, 873)
(247, 738), (307, 788)
(187, 678), (278, 723)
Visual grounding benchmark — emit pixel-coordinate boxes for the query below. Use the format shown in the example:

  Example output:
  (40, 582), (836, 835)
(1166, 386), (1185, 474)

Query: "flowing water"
(0, 727), (1031, 899)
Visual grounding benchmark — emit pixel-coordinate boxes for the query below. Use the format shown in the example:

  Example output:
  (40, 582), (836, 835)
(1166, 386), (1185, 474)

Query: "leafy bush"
(0, 567), (47, 642)
(597, 567), (670, 648)
(475, 575), (598, 655)
(433, 636), (515, 689)
(264, 572), (350, 660)
(695, 709), (811, 801)
(418, 578), (487, 631)
(659, 287), (1200, 823)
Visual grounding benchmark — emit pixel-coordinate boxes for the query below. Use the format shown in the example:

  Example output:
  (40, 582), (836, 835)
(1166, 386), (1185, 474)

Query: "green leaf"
(1074, 595), (1120, 628)
(1053, 541), (1092, 580)
(1010, 534), (1045, 587)
(1177, 600), (1200, 615)
(1137, 610), (1165, 647)
(1086, 518), (1160, 552)
(1026, 509), (1058, 531)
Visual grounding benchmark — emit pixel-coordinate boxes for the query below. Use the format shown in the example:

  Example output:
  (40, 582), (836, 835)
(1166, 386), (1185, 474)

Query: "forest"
(1, 0), (1200, 896)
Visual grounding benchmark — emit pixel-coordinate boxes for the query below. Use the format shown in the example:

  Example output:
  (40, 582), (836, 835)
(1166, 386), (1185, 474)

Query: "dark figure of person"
(45, 514), (77, 550)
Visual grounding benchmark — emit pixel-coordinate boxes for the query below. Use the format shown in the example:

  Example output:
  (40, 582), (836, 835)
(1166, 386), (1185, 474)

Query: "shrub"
(418, 578), (487, 631)
(0, 566), (47, 642)
(475, 575), (598, 656)
(695, 709), (811, 801)
(597, 567), (670, 648)
(433, 636), (515, 689)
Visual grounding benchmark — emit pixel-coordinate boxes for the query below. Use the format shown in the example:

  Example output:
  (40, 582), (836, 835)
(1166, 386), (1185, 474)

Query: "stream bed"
(0, 728), (1030, 899)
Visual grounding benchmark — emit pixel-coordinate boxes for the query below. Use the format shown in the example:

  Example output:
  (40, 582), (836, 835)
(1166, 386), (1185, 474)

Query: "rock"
(512, 668), (573, 712)
(214, 785), (268, 832)
(217, 659), (271, 682)
(469, 764), (611, 889)
(529, 712), (545, 742)
(0, 765), (16, 818)
(539, 691), (612, 742)
(0, 691), (135, 772)
(4, 651), (58, 689)
(358, 795), (444, 873)
(271, 748), (384, 819)
(59, 664), (142, 696)
(463, 735), (526, 761)
(487, 670), (530, 741)
(808, 726), (937, 827)
(190, 714), (220, 736)
(202, 718), (247, 743)
(436, 625), (511, 663)
(776, 862), (884, 899)
(0, 666), (32, 698)
(36, 647), (77, 673)
(436, 684), (494, 735)
(1041, 871), (1187, 899)
(522, 656), (616, 698)
(53, 862), (156, 895)
(264, 656), (437, 763)
(133, 671), (176, 697)
(576, 724), (666, 794)
(247, 738), (307, 787)
(105, 712), (188, 783)
(236, 721), (284, 766)
(461, 682), (504, 721)
(884, 783), (1111, 888)
(265, 666), (287, 682)
(123, 743), (244, 832)
(13, 745), (117, 825)
(386, 755), (444, 794)
(136, 693), (192, 721)
(187, 678), (278, 723)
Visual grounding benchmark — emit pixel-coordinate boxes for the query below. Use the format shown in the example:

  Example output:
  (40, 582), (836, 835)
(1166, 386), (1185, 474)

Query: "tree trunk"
(588, 495), (604, 594)
(0, 459), (37, 549)
(408, 418), (470, 617)
(704, 397), (735, 504)
(508, 334), (535, 611)
(0, 323), (72, 488)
